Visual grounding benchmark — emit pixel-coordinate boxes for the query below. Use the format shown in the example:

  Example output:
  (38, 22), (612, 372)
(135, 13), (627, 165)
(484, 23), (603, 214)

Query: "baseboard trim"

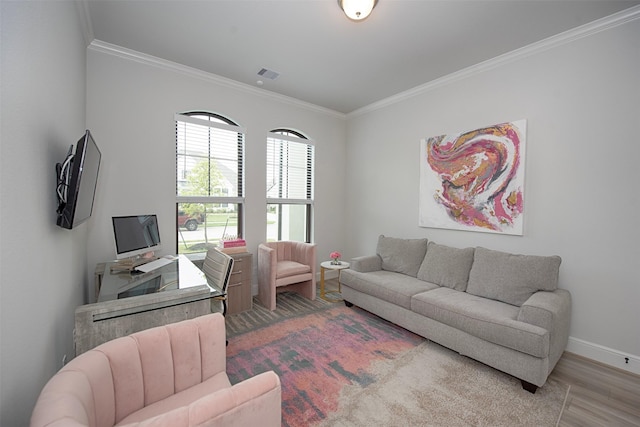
(567, 337), (640, 376)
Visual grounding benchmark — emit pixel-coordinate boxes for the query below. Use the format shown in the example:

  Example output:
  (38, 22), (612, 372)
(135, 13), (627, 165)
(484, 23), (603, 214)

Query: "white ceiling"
(84, 0), (639, 114)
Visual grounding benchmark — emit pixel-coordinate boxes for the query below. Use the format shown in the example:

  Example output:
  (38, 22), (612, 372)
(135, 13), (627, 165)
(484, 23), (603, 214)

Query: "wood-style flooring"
(551, 351), (640, 426)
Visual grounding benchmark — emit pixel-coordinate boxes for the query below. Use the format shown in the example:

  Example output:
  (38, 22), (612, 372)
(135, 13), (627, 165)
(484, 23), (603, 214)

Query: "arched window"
(266, 128), (314, 242)
(175, 112), (245, 253)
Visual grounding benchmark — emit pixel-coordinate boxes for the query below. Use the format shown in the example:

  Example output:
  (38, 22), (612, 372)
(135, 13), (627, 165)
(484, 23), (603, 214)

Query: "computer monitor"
(112, 214), (162, 260)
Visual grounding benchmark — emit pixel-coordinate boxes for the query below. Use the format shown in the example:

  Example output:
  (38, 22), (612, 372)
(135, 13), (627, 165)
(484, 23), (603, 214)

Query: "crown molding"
(348, 5), (640, 118)
(88, 40), (347, 120)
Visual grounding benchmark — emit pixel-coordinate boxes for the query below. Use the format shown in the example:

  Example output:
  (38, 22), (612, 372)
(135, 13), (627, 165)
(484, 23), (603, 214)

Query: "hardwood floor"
(551, 352), (640, 426)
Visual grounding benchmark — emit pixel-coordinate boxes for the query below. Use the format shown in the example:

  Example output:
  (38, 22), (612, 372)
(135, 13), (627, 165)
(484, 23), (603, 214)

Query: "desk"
(75, 255), (221, 355)
(97, 255), (222, 302)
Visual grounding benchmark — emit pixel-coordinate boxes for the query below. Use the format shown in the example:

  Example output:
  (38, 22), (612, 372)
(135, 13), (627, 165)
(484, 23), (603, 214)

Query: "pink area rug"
(226, 302), (568, 427)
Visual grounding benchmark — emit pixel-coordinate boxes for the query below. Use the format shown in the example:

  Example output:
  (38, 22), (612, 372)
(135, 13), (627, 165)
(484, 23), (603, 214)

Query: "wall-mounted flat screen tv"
(56, 130), (101, 229)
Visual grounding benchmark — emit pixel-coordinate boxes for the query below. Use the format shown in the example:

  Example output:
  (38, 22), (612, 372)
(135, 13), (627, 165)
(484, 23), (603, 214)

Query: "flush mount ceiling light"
(338, 0), (378, 21)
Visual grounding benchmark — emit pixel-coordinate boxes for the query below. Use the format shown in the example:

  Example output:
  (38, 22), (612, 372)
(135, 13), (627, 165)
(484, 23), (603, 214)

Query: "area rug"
(226, 297), (569, 427)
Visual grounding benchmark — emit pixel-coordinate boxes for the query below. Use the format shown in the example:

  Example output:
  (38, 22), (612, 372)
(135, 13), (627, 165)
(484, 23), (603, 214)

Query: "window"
(266, 129), (314, 242)
(175, 112), (245, 253)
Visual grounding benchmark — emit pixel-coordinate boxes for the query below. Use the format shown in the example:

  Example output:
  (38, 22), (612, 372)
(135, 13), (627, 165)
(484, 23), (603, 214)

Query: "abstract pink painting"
(419, 120), (526, 235)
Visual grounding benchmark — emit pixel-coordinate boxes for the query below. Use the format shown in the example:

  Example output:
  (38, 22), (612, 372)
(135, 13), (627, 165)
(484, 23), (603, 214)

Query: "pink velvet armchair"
(258, 241), (317, 311)
(31, 313), (281, 427)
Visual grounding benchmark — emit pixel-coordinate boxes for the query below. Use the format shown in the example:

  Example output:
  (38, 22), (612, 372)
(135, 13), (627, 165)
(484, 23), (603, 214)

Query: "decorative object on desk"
(330, 251), (342, 265)
(220, 237), (247, 254)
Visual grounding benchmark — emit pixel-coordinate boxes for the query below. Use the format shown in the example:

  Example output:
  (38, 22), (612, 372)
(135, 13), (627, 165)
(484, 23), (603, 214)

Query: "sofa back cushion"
(417, 242), (475, 291)
(466, 247), (561, 306)
(377, 235), (428, 277)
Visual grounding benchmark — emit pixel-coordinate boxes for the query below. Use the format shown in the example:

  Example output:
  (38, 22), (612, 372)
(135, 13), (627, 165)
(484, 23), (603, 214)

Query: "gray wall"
(85, 44), (348, 301)
(1, 2), (89, 425)
(344, 14), (640, 370)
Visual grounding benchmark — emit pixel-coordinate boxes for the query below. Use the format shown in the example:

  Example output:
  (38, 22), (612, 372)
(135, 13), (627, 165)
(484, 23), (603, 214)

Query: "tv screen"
(56, 130), (101, 229)
(112, 214), (162, 259)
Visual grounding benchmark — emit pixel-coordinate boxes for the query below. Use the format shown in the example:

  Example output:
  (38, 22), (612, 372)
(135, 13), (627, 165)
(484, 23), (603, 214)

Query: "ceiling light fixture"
(338, 0), (378, 21)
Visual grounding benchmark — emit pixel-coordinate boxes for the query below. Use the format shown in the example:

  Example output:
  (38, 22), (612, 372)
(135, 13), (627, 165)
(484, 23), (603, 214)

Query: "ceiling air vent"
(257, 68), (280, 80)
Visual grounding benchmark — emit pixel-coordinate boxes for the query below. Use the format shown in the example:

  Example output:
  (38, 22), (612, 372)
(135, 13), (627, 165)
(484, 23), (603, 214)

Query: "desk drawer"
(227, 252), (252, 315)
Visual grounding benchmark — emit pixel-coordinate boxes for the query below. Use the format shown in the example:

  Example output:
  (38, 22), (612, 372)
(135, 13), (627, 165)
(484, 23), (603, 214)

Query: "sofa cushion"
(376, 235), (428, 277)
(466, 247), (561, 306)
(417, 242), (475, 291)
(411, 287), (549, 357)
(340, 269), (438, 310)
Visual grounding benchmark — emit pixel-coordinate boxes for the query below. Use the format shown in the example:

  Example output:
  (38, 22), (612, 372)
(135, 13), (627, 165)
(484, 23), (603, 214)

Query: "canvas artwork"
(419, 120), (526, 235)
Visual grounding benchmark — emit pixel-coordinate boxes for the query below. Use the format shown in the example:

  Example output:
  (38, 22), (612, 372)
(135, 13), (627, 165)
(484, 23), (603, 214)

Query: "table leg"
(320, 266), (326, 299)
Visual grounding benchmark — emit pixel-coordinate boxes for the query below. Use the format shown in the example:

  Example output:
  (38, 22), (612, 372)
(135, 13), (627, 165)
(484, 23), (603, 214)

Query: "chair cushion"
(417, 242), (475, 291)
(276, 260), (311, 279)
(466, 247), (561, 306)
(376, 235), (428, 277)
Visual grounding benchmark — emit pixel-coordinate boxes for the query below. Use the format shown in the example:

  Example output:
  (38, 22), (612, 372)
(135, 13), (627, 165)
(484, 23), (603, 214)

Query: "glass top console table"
(97, 254), (223, 303)
(76, 255), (222, 356)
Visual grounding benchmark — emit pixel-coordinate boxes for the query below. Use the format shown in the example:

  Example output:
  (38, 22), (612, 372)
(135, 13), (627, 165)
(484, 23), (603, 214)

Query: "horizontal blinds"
(176, 114), (244, 199)
(267, 134), (314, 201)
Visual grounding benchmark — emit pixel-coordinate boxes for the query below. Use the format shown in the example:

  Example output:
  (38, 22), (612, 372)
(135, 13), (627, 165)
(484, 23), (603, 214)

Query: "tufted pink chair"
(30, 313), (281, 426)
(258, 241), (316, 311)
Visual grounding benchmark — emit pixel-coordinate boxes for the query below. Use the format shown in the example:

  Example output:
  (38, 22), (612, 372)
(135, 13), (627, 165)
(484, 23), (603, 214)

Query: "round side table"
(320, 260), (350, 302)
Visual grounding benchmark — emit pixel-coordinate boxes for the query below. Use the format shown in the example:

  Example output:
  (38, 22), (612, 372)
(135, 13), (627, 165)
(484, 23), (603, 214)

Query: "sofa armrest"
(351, 255), (382, 273)
(517, 289), (571, 365)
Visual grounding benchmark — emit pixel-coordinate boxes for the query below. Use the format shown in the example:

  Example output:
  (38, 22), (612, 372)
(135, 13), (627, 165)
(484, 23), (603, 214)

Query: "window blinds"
(266, 133), (314, 203)
(175, 113), (245, 201)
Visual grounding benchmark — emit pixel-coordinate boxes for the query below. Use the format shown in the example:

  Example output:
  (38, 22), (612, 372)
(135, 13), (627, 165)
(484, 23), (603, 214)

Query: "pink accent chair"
(30, 313), (281, 427)
(258, 241), (317, 311)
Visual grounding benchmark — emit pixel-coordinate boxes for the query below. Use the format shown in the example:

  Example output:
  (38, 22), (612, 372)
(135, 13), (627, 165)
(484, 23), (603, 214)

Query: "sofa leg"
(344, 300), (353, 307)
(521, 380), (538, 394)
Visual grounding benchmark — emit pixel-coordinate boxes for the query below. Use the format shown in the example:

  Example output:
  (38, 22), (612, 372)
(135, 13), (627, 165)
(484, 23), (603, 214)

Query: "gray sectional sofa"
(339, 235), (571, 393)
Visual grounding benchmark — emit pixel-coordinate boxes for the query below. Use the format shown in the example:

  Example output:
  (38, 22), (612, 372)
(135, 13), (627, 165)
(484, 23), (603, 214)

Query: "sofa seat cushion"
(116, 371), (231, 425)
(411, 288), (549, 357)
(467, 247), (561, 306)
(276, 260), (311, 279)
(340, 269), (439, 310)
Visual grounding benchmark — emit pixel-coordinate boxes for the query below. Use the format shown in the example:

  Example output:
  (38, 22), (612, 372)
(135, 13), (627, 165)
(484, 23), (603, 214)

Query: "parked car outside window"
(178, 211), (204, 231)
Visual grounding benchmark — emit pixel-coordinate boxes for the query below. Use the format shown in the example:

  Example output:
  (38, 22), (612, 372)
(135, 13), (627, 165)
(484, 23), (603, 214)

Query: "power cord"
(56, 146), (74, 214)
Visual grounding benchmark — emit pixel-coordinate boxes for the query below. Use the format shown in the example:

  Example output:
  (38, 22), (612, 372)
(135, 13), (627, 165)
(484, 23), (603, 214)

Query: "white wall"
(0, 2), (89, 424)
(344, 15), (640, 370)
(85, 45), (348, 300)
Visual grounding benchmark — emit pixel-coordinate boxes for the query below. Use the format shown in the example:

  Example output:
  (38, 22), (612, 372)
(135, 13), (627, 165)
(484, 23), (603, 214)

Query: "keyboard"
(135, 257), (174, 273)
